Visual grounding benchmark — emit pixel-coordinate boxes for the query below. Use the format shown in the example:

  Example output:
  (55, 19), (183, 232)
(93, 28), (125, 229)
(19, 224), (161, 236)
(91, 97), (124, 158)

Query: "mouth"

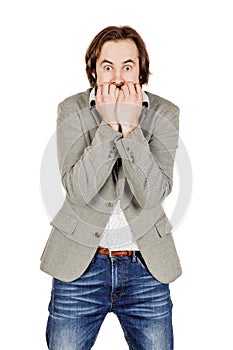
(115, 84), (124, 89)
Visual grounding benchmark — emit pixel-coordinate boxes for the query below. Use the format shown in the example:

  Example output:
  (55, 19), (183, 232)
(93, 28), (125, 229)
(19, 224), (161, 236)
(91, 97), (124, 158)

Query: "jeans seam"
(111, 259), (127, 303)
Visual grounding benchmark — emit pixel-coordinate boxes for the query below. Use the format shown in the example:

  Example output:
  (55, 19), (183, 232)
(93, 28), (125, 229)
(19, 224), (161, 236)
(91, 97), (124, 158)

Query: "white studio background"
(1, 0), (232, 349)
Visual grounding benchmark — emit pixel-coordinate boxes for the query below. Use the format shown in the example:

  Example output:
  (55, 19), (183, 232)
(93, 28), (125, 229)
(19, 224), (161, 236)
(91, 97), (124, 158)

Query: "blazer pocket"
(154, 215), (173, 238)
(50, 210), (79, 235)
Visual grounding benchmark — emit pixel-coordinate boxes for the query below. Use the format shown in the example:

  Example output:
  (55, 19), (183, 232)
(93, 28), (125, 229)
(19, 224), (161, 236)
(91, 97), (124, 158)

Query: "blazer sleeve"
(56, 102), (122, 207)
(115, 105), (179, 210)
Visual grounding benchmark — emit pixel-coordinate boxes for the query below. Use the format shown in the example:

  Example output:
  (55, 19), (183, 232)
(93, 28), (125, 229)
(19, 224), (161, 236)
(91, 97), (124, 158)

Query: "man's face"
(95, 39), (140, 88)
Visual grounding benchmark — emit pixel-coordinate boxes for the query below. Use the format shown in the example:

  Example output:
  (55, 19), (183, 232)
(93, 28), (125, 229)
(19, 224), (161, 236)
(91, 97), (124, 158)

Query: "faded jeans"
(46, 252), (173, 349)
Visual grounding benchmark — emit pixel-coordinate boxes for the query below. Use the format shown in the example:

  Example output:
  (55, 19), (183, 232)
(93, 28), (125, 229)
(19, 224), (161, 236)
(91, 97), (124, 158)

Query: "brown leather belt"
(97, 247), (138, 257)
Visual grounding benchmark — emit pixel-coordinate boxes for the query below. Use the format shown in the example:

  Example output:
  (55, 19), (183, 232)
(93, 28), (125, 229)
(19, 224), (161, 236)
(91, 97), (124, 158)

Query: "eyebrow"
(100, 59), (136, 65)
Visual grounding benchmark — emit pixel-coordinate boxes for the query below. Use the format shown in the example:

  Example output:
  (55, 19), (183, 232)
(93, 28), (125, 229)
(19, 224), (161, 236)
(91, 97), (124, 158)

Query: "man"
(40, 25), (182, 350)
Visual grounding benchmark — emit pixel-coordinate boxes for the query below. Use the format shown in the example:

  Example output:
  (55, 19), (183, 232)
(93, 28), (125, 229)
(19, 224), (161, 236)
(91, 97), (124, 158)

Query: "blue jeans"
(46, 252), (173, 349)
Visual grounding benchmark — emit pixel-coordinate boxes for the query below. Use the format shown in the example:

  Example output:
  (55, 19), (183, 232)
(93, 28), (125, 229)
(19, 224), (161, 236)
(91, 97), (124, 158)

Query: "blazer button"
(107, 201), (113, 207)
(95, 232), (101, 238)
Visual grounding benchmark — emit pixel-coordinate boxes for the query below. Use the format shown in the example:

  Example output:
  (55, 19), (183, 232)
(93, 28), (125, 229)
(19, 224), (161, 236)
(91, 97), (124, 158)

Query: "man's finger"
(117, 89), (124, 103)
(96, 85), (102, 103)
(102, 82), (110, 98)
(109, 84), (116, 99)
(114, 87), (120, 100)
(121, 84), (130, 100)
(127, 81), (137, 95)
(134, 83), (143, 99)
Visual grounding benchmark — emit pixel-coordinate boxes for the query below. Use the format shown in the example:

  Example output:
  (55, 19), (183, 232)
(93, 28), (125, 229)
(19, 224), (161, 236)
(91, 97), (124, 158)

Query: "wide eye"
(104, 65), (112, 71)
(124, 65), (132, 71)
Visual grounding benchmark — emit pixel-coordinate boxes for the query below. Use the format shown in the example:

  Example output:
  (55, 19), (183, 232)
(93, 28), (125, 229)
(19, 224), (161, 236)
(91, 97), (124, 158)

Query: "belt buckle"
(109, 249), (113, 258)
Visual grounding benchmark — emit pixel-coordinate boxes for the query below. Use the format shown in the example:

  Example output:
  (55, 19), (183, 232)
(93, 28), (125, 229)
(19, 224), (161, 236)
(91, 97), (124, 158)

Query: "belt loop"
(132, 251), (137, 263)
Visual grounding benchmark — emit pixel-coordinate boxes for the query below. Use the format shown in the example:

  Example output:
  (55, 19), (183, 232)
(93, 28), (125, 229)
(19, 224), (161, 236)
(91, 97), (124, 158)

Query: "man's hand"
(96, 83), (120, 132)
(116, 82), (142, 137)
(96, 82), (143, 136)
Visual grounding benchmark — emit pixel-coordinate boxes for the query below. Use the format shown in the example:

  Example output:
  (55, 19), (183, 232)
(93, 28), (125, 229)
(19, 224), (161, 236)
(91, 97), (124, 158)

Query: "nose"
(110, 70), (125, 87)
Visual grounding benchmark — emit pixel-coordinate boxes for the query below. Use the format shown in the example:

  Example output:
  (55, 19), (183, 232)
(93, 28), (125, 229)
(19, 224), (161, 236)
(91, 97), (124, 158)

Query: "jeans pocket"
(136, 255), (148, 271)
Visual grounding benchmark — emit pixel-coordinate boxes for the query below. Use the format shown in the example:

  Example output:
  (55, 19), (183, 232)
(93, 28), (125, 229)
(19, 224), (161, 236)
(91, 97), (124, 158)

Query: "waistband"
(96, 247), (141, 258)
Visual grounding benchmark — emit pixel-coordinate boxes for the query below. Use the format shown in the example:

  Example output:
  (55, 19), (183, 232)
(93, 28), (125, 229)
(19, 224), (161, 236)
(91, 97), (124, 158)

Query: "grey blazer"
(40, 88), (182, 283)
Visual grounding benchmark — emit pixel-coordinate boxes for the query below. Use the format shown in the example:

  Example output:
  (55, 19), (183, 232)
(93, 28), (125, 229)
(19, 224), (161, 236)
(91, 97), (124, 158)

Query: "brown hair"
(85, 25), (151, 87)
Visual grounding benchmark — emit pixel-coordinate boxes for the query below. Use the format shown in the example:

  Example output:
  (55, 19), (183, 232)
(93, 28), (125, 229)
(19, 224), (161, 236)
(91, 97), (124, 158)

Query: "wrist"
(122, 124), (137, 137)
(109, 123), (120, 132)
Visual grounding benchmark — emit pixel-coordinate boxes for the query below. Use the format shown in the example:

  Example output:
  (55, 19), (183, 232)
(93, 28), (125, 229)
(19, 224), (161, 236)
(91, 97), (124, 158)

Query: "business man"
(40, 25), (182, 350)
